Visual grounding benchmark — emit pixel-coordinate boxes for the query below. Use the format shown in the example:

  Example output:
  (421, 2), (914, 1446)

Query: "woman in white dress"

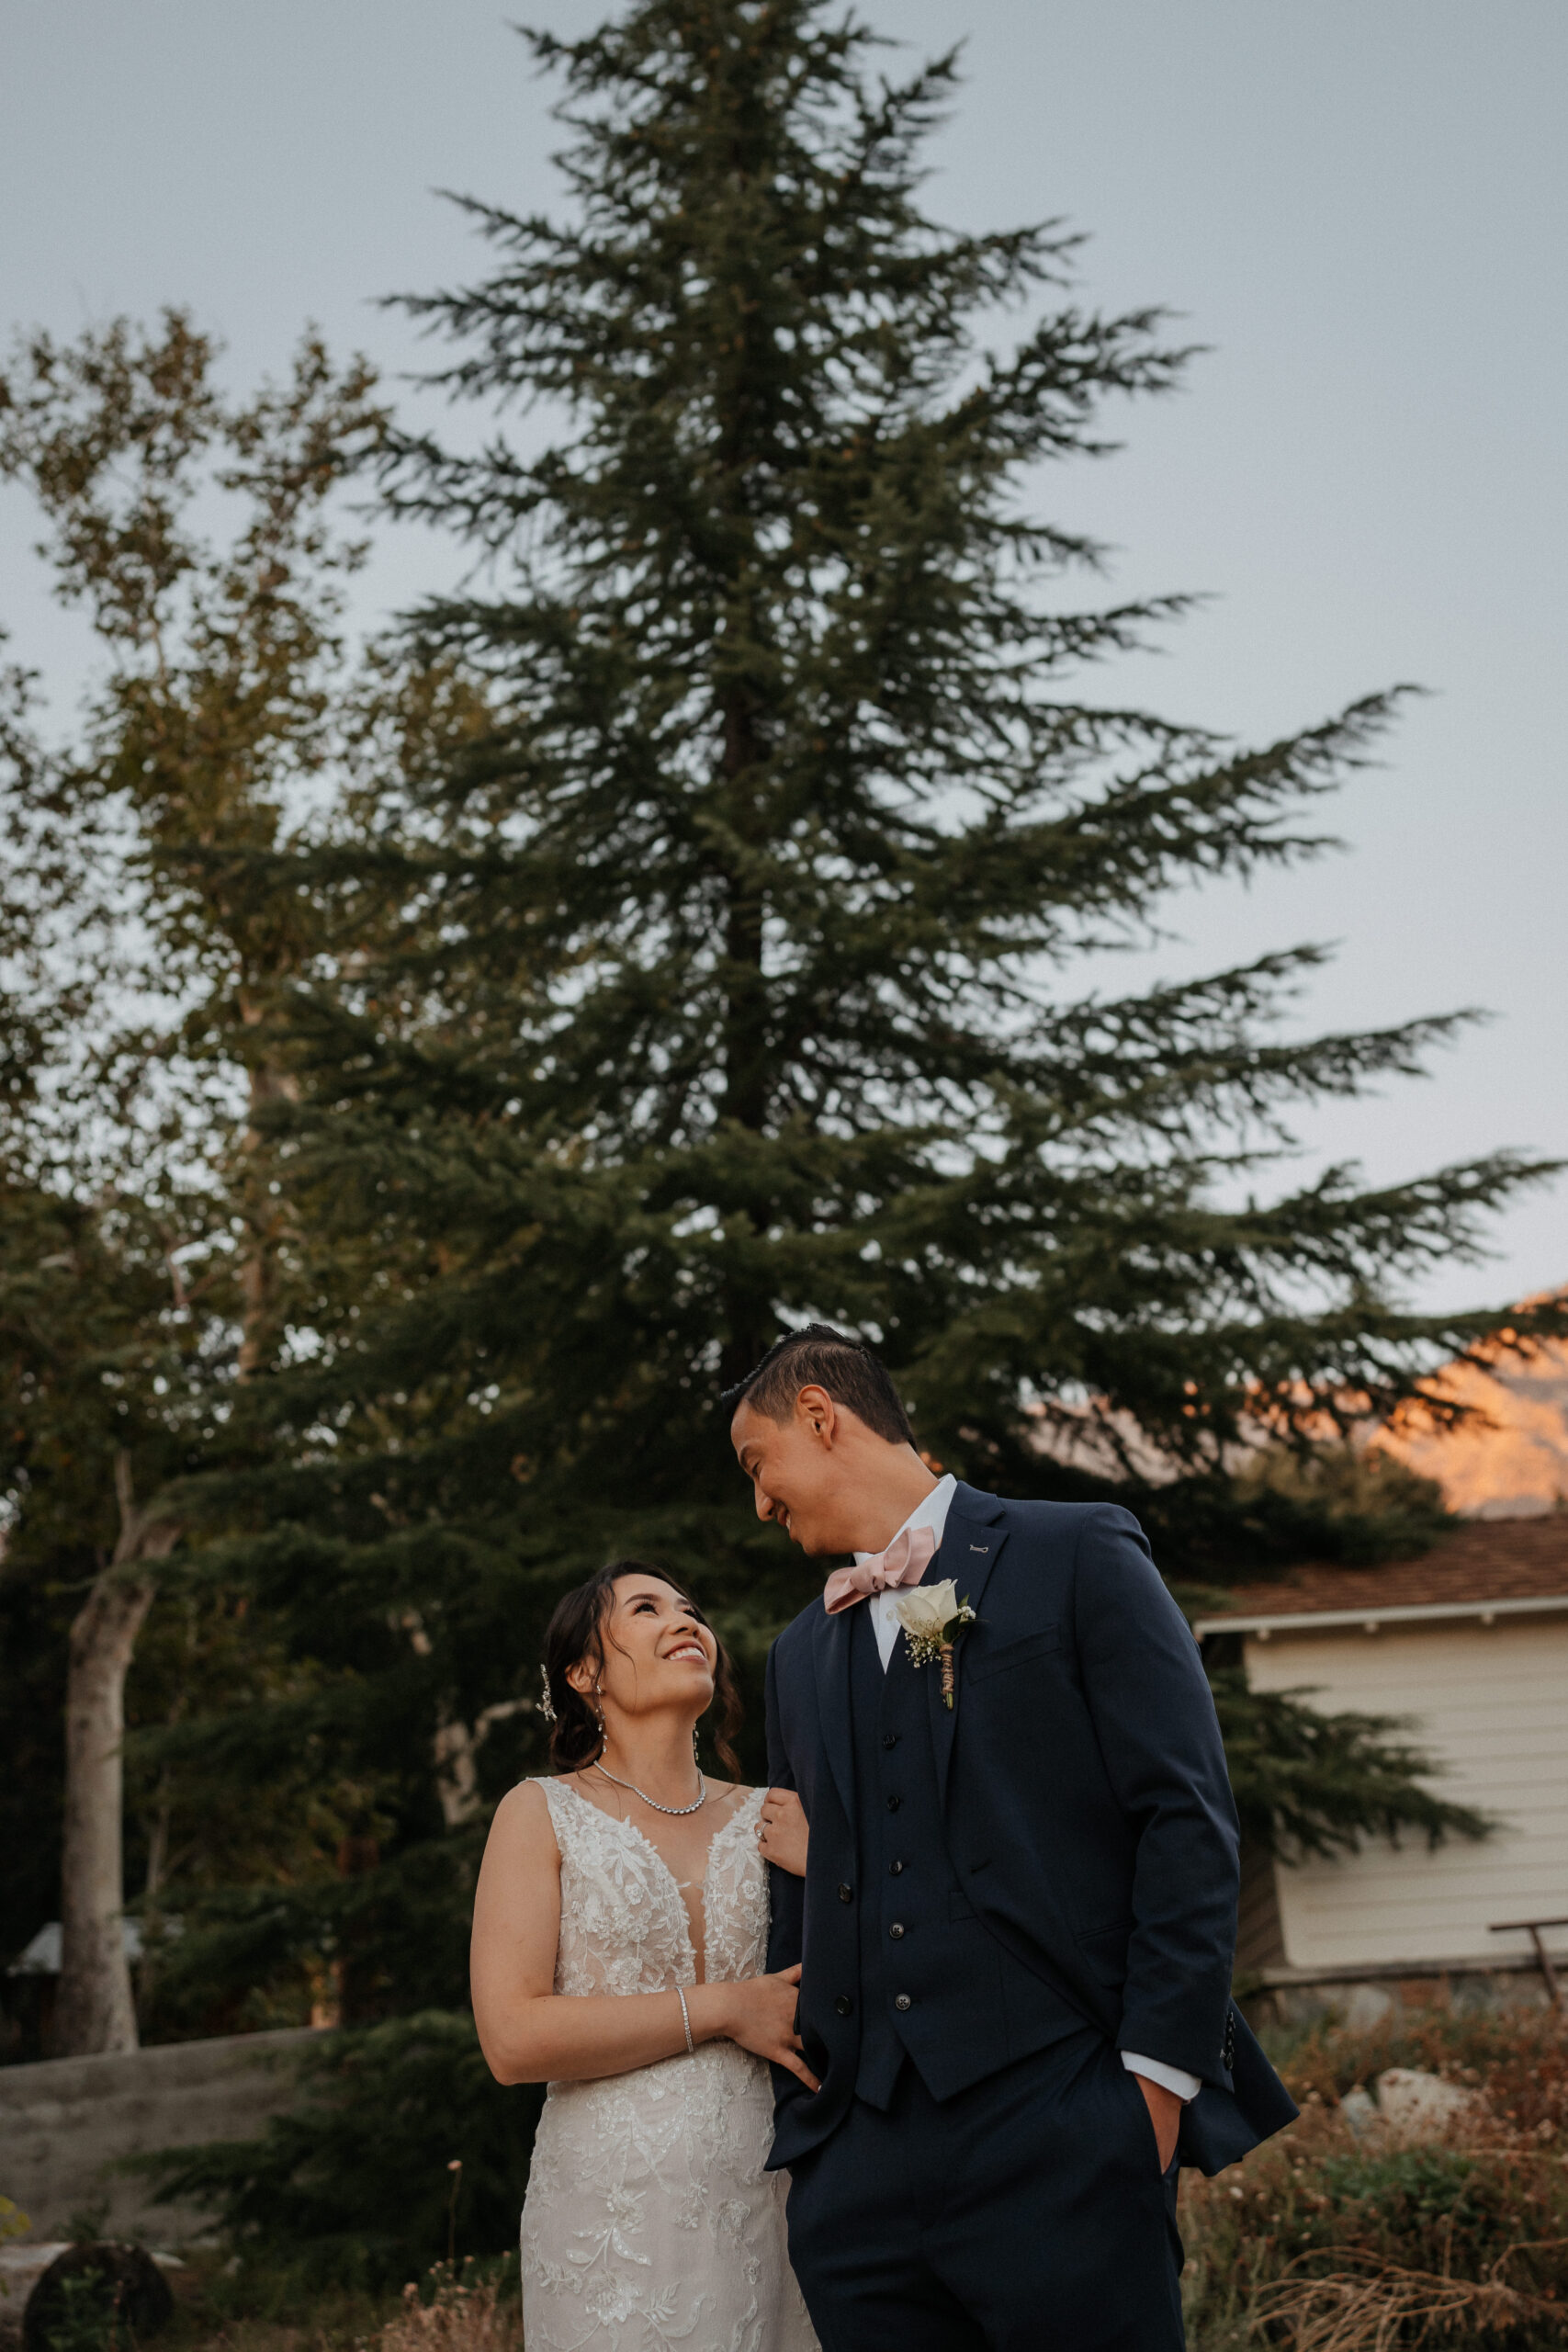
(471, 1560), (820, 2352)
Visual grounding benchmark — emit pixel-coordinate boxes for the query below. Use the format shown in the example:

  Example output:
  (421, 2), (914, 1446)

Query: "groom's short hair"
(724, 1324), (917, 1447)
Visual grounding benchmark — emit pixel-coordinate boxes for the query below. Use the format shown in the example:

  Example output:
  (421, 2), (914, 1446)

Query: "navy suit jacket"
(763, 1483), (1297, 2175)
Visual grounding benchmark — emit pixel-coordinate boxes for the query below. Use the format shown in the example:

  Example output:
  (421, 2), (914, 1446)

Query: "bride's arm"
(471, 1781), (818, 2090)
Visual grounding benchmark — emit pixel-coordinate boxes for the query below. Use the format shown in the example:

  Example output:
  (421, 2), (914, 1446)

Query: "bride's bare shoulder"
(488, 1776), (562, 1851)
(499, 1773), (555, 1807)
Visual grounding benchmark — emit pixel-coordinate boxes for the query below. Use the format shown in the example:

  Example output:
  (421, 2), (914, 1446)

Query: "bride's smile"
(570, 1578), (722, 1754)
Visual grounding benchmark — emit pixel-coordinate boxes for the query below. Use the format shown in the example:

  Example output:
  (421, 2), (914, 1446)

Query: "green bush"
(146, 2013), (542, 2290)
(35, 2271), (129, 2352)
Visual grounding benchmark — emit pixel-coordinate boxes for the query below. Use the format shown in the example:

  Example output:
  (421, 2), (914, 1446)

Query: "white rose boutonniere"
(892, 1577), (977, 1707)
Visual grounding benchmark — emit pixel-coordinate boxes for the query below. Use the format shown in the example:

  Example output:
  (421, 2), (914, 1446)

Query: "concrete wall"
(1245, 1960), (1556, 2034)
(0, 2029), (321, 2245)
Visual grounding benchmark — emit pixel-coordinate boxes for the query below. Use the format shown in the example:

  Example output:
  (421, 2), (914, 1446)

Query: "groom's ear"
(794, 1384), (839, 1446)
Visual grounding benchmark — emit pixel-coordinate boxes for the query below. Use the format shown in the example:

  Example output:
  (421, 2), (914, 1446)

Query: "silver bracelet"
(676, 1985), (694, 2057)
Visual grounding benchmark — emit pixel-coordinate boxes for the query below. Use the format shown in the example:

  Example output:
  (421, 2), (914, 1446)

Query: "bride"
(471, 1560), (819, 2352)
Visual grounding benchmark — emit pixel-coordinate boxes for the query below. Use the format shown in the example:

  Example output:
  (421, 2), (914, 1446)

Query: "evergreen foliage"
(3, 3), (1561, 2049)
(146, 2013), (541, 2287)
(176, 0), (1557, 2010)
(1212, 1668), (1492, 1861)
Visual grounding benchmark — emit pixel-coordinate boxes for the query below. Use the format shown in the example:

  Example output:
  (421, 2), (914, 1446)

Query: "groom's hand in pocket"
(713, 1962), (820, 2092)
(1133, 2073), (1183, 2171)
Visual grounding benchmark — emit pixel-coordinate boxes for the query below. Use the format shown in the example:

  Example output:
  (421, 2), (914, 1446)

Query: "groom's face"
(731, 1390), (857, 1557)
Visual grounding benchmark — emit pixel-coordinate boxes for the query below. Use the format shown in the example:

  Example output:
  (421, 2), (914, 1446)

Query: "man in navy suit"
(728, 1325), (1296, 2351)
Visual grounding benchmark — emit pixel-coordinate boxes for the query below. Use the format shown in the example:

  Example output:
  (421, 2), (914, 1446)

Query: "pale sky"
(2, 1), (1563, 1318)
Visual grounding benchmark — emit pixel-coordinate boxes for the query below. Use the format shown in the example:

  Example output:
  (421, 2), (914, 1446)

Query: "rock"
(1340, 1983), (1395, 2032)
(1374, 2067), (1479, 2139)
(0, 2249), (69, 2352)
(1337, 2084), (1383, 2138)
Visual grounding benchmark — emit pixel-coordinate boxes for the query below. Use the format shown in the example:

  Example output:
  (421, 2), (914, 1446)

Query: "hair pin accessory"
(538, 1665), (556, 1724)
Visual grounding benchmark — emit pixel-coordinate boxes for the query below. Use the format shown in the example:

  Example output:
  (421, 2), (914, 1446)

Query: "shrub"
(145, 2013), (542, 2290)
(1182, 2008), (1568, 2348)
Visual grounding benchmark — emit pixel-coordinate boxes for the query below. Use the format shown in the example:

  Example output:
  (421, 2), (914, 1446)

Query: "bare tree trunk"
(432, 1700), (531, 1829)
(400, 1609), (530, 1829)
(53, 1454), (180, 2056)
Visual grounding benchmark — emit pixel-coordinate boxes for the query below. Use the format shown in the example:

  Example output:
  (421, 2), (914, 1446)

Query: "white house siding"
(1244, 1615), (1568, 1973)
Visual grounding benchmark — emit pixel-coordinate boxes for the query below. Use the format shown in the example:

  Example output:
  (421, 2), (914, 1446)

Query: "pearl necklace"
(593, 1762), (706, 1816)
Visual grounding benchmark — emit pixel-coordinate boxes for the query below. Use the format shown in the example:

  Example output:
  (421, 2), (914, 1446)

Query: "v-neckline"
(557, 1778), (759, 1984)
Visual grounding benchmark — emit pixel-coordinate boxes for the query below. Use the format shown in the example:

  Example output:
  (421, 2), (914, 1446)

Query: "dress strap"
(534, 1774), (572, 1813)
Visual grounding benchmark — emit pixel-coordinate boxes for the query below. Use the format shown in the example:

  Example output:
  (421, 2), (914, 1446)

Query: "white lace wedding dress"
(521, 1778), (818, 2352)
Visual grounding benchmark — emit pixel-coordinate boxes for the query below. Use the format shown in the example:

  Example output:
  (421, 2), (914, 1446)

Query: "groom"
(728, 1325), (1297, 2351)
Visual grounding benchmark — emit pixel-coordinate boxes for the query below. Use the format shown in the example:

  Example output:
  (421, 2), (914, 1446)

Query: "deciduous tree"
(0, 315), (383, 2050)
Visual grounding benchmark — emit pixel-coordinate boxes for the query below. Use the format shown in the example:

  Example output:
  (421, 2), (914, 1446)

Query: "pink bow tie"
(822, 1523), (939, 1616)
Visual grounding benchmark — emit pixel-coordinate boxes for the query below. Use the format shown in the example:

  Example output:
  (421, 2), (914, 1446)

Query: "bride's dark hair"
(543, 1560), (743, 1778)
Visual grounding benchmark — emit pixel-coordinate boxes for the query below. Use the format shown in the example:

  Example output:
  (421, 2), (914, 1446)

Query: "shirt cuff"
(1121, 2051), (1201, 2103)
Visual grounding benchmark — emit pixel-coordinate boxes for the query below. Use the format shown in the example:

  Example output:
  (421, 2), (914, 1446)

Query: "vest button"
(834, 1995), (853, 2018)
(886, 1794), (902, 1812)
(881, 1732), (898, 1749)
(888, 1923), (905, 1940)
(889, 1860), (904, 1876)
(838, 1883), (853, 1904)
(894, 1995), (912, 2012)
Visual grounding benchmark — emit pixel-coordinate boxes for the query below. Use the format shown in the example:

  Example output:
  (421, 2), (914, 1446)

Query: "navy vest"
(849, 1598), (1082, 2107)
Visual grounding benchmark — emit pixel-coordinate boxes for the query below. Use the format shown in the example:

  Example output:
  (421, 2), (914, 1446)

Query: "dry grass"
(1253, 2245), (1568, 2349)
(362, 2270), (520, 2352)
(1182, 2009), (1568, 2349)
(152, 2252), (518, 2352)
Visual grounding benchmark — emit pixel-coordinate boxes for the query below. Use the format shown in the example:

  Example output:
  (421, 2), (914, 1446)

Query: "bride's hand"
(757, 1786), (808, 1877)
(713, 1962), (819, 2091)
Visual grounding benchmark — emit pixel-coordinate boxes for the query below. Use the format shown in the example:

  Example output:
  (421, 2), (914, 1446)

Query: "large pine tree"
(184, 0), (1555, 2011)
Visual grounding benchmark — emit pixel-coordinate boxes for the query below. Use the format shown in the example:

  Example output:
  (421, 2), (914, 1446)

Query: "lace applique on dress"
(520, 1781), (818, 2352)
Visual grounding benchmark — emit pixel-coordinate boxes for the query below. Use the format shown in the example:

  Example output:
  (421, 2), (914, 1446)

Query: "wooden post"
(1488, 1915), (1568, 2009)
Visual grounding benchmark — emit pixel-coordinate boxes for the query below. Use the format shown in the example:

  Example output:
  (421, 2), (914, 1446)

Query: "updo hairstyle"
(542, 1559), (743, 1778)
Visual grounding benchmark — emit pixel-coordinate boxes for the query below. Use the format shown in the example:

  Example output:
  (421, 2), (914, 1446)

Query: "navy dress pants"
(783, 2030), (1186, 2352)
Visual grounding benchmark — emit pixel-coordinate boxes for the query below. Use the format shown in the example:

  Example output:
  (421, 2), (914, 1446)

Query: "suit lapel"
(811, 1600), (857, 1829)
(926, 1484), (1009, 1808)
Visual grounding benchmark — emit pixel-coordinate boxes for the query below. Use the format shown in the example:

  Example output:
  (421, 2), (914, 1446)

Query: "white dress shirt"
(859, 1474), (958, 1669)
(850, 1476), (1201, 2107)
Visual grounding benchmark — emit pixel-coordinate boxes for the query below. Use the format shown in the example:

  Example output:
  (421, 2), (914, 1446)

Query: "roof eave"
(1194, 1591), (1568, 1640)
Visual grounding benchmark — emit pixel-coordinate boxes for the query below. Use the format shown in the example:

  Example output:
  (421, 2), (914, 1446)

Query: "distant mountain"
(1379, 1318), (1568, 1520)
(1023, 1301), (1568, 1521)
